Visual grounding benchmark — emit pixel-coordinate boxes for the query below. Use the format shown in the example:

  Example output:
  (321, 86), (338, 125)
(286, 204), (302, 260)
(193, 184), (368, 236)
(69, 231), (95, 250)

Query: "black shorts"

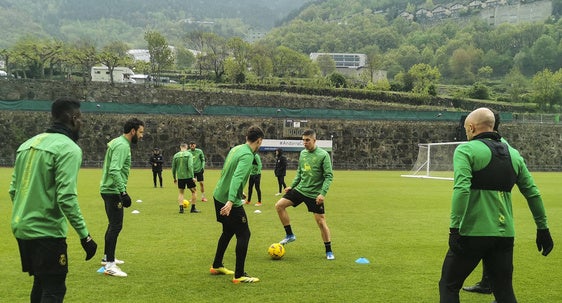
(194, 171), (204, 182)
(177, 178), (196, 189)
(214, 198), (248, 226)
(17, 238), (68, 276)
(283, 189), (325, 214)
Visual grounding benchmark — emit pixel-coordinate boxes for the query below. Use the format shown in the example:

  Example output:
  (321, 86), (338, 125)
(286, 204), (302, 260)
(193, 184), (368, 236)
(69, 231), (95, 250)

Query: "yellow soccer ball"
(183, 199), (190, 208)
(268, 243), (285, 260)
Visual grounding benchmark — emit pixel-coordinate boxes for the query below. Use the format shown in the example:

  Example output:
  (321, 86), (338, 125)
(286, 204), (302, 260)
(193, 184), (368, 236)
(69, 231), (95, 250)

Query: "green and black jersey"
(172, 150), (194, 180)
(291, 146), (333, 199)
(9, 132), (89, 239)
(189, 148), (205, 174)
(213, 143), (255, 207)
(100, 135), (131, 194)
(451, 134), (548, 237)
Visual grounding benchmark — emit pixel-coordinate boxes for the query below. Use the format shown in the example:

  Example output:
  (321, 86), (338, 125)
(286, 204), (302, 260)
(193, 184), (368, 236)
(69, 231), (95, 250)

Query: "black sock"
(324, 242), (332, 253)
(191, 204), (196, 210)
(284, 225), (293, 236)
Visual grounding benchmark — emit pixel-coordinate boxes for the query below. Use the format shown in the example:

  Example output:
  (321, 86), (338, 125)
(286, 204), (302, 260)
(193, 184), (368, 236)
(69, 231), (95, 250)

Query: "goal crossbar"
(401, 141), (467, 181)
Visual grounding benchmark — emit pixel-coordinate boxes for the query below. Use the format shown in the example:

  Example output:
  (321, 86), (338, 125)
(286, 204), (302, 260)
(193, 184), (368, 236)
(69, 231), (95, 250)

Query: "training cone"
(97, 266), (105, 273)
(131, 210), (140, 214)
(136, 199), (142, 203)
(355, 257), (370, 264)
(254, 210), (262, 214)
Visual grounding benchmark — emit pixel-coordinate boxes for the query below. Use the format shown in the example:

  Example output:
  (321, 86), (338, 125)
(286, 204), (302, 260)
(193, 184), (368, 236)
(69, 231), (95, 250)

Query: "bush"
(467, 82), (490, 100)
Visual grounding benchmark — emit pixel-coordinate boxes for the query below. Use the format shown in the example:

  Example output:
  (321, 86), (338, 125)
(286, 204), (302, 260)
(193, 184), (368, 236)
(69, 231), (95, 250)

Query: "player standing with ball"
(210, 125), (264, 284)
(275, 129), (335, 260)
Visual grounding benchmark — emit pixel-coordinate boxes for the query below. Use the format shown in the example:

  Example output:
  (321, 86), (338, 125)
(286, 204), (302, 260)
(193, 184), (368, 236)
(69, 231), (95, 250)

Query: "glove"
(120, 192), (132, 208)
(448, 228), (463, 255)
(80, 235), (97, 261)
(536, 229), (554, 256)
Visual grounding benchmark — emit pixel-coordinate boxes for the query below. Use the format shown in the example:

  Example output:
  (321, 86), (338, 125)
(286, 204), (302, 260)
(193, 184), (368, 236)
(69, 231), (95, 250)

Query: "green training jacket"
(451, 137), (548, 237)
(250, 153), (262, 176)
(189, 148), (205, 173)
(9, 132), (89, 239)
(291, 146), (333, 199)
(100, 135), (131, 194)
(172, 150), (194, 180)
(213, 143), (254, 207)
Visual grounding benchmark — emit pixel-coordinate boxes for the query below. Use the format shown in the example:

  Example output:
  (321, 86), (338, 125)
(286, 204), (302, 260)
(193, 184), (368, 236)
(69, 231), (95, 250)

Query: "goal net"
(401, 141), (467, 180)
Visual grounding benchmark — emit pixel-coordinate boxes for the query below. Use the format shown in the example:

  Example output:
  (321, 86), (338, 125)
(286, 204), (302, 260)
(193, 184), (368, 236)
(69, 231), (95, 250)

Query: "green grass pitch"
(1, 168), (561, 302)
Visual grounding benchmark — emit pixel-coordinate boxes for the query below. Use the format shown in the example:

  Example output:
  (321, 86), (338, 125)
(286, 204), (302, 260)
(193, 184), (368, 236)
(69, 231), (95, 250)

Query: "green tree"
(316, 54), (336, 77)
(249, 44), (273, 81)
(175, 46), (196, 71)
(532, 69), (562, 110)
(530, 35), (558, 72)
(504, 67), (528, 102)
(67, 40), (98, 83)
(407, 63), (441, 95)
(98, 41), (131, 85)
(12, 37), (62, 78)
(187, 32), (227, 81)
(272, 46), (315, 78)
(145, 30), (174, 85)
(226, 37), (251, 83)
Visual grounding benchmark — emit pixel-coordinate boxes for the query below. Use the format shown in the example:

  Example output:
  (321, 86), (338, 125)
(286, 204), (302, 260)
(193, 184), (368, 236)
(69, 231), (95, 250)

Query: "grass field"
(1, 168), (561, 302)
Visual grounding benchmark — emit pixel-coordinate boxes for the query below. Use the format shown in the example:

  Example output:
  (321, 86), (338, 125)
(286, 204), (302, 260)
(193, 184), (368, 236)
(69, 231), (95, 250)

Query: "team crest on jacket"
(59, 254), (67, 266)
(242, 216), (247, 224)
(118, 202), (123, 209)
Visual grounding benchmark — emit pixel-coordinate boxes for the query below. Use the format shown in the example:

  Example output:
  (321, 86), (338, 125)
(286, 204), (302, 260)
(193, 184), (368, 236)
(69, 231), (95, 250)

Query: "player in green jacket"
(99, 117), (144, 277)
(9, 98), (97, 302)
(246, 153), (263, 206)
(172, 143), (198, 213)
(189, 141), (208, 201)
(210, 126), (264, 284)
(275, 129), (335, 260)
(439, 107), (554, 303)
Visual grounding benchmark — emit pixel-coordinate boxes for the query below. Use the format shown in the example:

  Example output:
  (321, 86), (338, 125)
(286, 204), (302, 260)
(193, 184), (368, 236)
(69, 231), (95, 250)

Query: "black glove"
(448, 228), (463, 255)
(80, 234), (97, 261)
(120, 192), (132, 208)
(536, 229), (554, 256)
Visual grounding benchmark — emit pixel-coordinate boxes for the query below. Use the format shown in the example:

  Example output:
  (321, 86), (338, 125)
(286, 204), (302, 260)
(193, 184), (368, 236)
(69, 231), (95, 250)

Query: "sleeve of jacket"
(321, 153), (334, 196)
(57, 145), (89, 239)
(228, 153), (253, 205)
(513, 151), (549, 229)
(450, 144), (473, 229)
(109, 144), (128, 193)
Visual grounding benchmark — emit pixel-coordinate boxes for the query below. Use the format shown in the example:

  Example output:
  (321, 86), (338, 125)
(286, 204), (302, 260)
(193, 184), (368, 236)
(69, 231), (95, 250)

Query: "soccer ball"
(182, 199), (190, 208)
(268, 243), (285, 260)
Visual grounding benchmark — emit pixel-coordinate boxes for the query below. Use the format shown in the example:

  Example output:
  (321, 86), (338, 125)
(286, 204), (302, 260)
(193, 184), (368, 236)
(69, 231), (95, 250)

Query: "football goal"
(401, 141), (466, 181)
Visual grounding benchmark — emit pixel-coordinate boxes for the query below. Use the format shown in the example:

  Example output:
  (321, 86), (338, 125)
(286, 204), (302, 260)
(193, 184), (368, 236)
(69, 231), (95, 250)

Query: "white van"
(91, 66), (135, 83)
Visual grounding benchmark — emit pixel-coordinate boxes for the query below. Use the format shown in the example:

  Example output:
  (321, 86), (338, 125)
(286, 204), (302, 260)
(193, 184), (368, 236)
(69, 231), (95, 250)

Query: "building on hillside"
(415, 8), (434, 21)
(432, 6), (452, 19)
(310, 53), (367, 69)
(481, 0), (552, 26)
(449, 3), (467, 16)
(468, 1), (485, 10)
(127, 49), (150, 62)
(309, 52), (387, 83)
(399, 11), (415, 21)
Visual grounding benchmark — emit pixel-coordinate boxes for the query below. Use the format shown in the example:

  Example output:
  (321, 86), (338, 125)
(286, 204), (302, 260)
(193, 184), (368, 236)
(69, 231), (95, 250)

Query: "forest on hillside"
(2, 0), (562, 111)
(0, 0), (310, 48)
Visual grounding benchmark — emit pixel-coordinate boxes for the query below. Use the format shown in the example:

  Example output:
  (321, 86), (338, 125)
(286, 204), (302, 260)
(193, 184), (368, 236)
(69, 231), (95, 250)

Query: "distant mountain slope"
(0, 0), (311, 48)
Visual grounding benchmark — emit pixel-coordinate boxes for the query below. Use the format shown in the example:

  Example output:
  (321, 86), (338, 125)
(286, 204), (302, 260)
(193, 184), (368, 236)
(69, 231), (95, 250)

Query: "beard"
(131, 133), (139, 144)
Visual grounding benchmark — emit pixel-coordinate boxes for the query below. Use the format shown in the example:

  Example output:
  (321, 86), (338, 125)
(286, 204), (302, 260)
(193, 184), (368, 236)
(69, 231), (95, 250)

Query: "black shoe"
(190, 209), (201, 213)
(462, 282), (492, 294)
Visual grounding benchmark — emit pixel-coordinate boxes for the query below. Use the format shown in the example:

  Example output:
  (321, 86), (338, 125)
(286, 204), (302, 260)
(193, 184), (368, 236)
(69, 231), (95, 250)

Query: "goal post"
(401, 141), (467, 181)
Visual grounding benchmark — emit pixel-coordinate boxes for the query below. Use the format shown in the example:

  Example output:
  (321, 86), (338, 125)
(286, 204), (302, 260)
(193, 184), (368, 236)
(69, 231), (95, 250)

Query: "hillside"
(0, 0), (311, 48)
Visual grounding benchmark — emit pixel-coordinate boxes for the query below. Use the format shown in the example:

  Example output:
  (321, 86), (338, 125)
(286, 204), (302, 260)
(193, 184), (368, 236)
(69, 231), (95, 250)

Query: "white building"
(310, 53), (367, 69)
(91, 66), (135, 83)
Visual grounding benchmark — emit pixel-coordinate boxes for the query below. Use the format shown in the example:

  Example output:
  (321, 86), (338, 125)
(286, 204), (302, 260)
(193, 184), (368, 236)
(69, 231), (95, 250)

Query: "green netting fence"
(0, 99), (517, 122)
